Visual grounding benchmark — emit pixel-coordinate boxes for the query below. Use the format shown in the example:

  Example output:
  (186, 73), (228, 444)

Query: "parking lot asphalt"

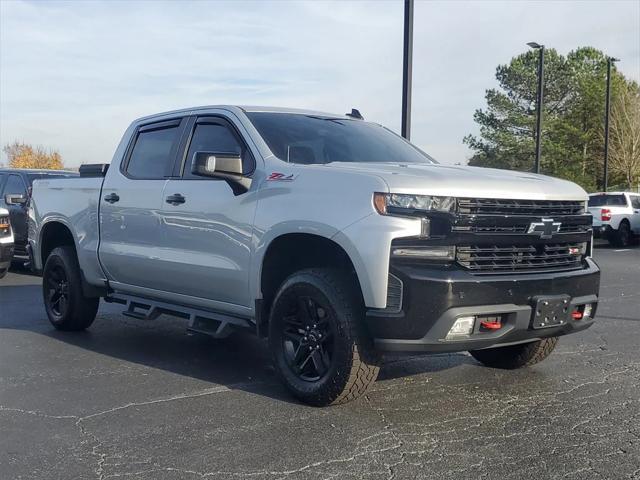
(1, 244), (639, 480)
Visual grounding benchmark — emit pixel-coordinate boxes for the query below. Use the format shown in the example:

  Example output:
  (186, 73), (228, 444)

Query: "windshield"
(588, 194), (628, 207)
(246, 112), (436, 165)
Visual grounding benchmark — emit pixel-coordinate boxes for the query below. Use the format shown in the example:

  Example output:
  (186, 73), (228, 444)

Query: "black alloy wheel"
(281, 294), (336, 382)
(42, 246), (99, 331)
(45, 264), (70, 318)
(269, 268), (380, 406)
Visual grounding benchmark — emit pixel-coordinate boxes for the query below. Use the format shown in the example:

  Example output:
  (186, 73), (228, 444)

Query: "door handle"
(104, 193), (120, 204)
(166, 193), (186, 205)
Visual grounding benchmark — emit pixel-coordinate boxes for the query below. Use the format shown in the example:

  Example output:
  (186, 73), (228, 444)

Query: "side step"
(105, 294), (253, 339)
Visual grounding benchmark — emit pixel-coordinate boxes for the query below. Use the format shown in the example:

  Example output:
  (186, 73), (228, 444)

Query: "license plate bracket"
(531, 295), (571, 329)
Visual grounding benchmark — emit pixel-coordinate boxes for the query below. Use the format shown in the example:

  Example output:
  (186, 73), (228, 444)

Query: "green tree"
(608, 81), (640, 190)
(464, 47), (632, 192)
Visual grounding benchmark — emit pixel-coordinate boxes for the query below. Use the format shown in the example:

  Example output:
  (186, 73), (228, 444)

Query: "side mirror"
(5, 193), (27, 206)
(191, 151), (251, 194)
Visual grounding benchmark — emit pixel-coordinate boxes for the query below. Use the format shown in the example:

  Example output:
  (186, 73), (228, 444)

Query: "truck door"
(99, 117), (187, 292)
(158, 115), (257, 310)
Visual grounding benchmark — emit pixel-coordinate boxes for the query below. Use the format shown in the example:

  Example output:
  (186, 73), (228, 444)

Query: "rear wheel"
(610, 221), (631, 247)
(268, 268), (380, 406)
(469, 337), (558, 369)
(43, 246), (99, 331)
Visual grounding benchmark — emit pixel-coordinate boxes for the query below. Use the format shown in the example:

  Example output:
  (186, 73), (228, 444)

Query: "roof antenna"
(345, 108), (364, 120)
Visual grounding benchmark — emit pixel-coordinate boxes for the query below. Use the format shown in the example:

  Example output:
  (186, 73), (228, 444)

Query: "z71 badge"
(267, 172), (296, 181)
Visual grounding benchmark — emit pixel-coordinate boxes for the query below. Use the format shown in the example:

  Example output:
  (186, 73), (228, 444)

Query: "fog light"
(583, 303), (593, 318)
(446, 316), (475, 339)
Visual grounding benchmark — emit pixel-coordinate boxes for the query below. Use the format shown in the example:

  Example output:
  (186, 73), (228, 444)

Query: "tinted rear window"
(126, 125), (180, 179)
(588, 194), (628, 207)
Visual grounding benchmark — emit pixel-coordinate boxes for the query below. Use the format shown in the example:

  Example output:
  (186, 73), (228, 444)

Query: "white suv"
(588, 192), (640, 247)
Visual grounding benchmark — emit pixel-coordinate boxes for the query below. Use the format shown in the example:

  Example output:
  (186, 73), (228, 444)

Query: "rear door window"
(631, 196), (640, 209)
(588, 194), (628, 207)
(126, 121), (182, 179)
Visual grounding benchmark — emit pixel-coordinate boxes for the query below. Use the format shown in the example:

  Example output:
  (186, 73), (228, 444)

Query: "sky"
(1, 0), (639, 168)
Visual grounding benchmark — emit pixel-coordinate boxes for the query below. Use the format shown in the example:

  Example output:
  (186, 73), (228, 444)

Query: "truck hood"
(326, 162), (588, 201)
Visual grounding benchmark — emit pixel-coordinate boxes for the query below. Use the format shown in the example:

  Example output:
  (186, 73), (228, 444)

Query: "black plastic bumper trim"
(367, 259), (600, 353)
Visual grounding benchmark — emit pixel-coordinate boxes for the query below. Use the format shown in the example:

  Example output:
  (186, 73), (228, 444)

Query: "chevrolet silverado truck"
(29, 106), (601, 406)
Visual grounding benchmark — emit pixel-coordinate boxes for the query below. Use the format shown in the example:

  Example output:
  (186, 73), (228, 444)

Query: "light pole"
(401, 0), (414, 140)
(527, 42), (545, 174)
(603, 56), (619, 192)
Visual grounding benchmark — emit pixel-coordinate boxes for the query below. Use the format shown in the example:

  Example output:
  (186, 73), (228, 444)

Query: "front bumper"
(367, 259), (600, 353)
(0, 243), (14, 278)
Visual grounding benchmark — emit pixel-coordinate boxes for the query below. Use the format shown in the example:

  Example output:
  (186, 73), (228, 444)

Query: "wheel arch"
(39, 219), (105, 298)
(255, 231), (367, 337)
(39, 219), (77, 266)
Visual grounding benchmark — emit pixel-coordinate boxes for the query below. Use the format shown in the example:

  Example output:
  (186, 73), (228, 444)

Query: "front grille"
(456, 243), (585, 273)
(457, 198), (585, 216)
(453, 221), (591, 235)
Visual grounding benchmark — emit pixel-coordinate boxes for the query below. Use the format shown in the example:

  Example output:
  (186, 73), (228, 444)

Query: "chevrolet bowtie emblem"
(527, 218), (562, 238)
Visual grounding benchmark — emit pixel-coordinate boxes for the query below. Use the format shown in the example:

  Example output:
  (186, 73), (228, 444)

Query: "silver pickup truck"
(29, 106), (600, 406)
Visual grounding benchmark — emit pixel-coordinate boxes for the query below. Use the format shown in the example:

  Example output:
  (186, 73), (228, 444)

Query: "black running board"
(105, 294), (253, 339)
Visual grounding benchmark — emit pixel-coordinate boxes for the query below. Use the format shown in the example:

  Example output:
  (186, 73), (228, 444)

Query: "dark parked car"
(0, 168), (78, 262)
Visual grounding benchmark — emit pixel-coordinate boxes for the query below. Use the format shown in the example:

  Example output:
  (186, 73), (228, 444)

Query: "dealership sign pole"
(401, 0), (414, 140)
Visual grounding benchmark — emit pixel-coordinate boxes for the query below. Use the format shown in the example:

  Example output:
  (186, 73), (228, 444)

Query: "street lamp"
(603, 56), (620, 192)
(528, 42), (545, 174)
(401, 0), (414, 140)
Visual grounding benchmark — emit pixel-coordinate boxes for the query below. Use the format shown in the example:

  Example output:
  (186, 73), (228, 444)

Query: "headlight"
(0, 216), (10, 237)
(374, 193), (455, 216)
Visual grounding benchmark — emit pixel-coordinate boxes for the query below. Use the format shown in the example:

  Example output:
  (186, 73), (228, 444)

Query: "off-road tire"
(469, 337), (558, 369)
(268, 268), (380, 406)
(43, 246), (99, 331)
(610, 221), (631, 247)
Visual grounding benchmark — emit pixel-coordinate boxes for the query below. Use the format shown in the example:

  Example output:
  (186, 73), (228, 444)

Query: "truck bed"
(29, 177), (105, 285)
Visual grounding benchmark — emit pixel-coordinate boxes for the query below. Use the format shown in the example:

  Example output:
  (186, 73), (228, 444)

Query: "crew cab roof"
(133, 105), (350, 123)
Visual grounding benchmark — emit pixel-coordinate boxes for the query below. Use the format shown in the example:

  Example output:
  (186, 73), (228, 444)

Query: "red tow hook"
(480, 320), (502, 330)
(571, 310), (583, 320)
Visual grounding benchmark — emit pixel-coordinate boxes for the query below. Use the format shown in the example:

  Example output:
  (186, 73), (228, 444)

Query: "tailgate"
(588, 207), (604, 226)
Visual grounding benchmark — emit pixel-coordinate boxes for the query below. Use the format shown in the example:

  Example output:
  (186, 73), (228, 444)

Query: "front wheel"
(469, 337), (558, 369)
(268, 268), (380, 406)
(43, 246), (99, 331)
